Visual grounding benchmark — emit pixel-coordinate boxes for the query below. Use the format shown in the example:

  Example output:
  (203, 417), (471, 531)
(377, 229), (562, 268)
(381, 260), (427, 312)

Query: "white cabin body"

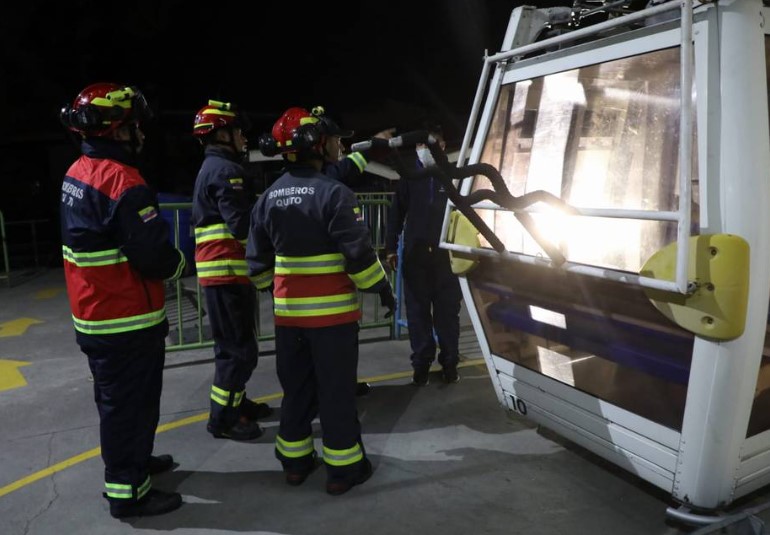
(450, 0), (770, 511)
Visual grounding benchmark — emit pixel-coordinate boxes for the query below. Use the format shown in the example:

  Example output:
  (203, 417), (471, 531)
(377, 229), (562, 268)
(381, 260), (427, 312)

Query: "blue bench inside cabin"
(478, 283), (693, 385)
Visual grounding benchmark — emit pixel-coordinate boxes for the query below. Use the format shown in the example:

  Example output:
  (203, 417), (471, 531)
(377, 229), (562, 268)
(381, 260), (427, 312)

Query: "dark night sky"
(0, 0), (571, 238)
(3, 1), (540, 141)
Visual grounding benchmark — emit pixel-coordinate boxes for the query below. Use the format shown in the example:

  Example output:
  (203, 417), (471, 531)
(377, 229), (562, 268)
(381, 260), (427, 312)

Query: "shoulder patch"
(138, 206), (158, 223)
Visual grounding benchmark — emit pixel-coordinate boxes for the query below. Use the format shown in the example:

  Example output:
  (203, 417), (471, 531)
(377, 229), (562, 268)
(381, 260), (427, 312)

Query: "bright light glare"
(530, 306), (566, 329)
(536, 346), (576, 386)
(546, 72), (587, 105)
(528, 210), (643, 271)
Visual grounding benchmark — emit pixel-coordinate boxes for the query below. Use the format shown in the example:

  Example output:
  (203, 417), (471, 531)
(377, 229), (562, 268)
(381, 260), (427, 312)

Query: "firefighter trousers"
(78, 322), (167, 502)
(402, 247), (462, 371)
(274, 322), (368, 481)
(204, 284), (259, 428)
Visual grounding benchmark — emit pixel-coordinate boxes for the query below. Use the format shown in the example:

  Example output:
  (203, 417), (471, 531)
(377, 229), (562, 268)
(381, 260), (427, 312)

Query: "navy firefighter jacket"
(192, 145), (254, 286)
(60, 138), (186, 337)
(246, 164), (389, 328)
(385, 159), (449, 255)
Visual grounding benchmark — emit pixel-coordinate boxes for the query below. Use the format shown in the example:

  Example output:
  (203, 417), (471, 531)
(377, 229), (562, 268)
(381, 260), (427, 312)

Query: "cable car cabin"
(447, 0), (770, 516)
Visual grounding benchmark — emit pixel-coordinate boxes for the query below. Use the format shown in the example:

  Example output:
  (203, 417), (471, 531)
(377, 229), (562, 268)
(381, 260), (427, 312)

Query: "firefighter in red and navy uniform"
(250, 107), (396, 495)
(59, 83), (186, 518)
(191, 100), (272, 441)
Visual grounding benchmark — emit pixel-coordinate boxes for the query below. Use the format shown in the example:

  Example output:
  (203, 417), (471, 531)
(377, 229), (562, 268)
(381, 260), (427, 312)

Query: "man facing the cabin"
(386, 123), (462, 386)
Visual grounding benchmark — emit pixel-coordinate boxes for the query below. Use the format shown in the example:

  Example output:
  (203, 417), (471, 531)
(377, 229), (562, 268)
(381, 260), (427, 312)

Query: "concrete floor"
(2, 269), (769, 534)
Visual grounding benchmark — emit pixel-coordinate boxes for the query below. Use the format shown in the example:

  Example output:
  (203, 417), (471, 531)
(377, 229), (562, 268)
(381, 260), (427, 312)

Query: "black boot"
(442, 366), (460, 384)
(240, 397), (273, 420)
(207, 416), (264, 441)
(108, 489), (182, 518)
(326, 458), (373, 496)
(285, 452), (319, 486)
(411, 366), (430, 386)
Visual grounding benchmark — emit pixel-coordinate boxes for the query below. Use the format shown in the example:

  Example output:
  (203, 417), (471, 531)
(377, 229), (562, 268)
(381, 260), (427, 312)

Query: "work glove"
(379, 285), (396, 318)
(385, 253), (398, 272)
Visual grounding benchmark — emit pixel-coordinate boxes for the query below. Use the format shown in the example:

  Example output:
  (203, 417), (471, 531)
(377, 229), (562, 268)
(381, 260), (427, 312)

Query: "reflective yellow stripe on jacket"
(62, 245), (128, 267)
(273, 293), (359, 317)
(196, 259), (249, 278)
(194, 223), (234, 244)
(348, 259), (387, 290)
(63, 245), (167, 334)
(251, 269), (274, 290)
(347, 152), (367, 173)
(272, 253), (371, 325)
(274, 253), (345, 275)
(194, 223), (249, 282)
(274, 253), (386, 288)
(72, 309), (167, 335)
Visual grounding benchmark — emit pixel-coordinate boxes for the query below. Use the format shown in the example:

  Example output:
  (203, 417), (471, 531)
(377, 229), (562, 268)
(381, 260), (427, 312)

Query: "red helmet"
(271, 107), (317, 151)
(264, 106), (353, 157)
(192, 100), (248, 137)
(59, 82), (151, 137)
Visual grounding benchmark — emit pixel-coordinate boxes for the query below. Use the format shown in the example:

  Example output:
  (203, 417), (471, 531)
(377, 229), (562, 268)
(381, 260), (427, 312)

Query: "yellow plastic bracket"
(446, 211), (481, 276)
(640, 234), (750, 341)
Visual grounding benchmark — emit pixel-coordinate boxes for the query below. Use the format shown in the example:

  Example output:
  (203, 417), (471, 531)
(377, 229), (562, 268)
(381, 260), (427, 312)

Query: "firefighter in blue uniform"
(191, 100), (272, 441)
(59, 83), (186, 518)
(250, 106), (396, 495)
(385, 124), (462, 386)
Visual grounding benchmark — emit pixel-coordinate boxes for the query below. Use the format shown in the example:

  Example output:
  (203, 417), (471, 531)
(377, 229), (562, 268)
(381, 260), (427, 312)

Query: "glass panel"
(468, 47), (697, 430)
(746, 36), (770, 438)
(476, 47), (696, 271)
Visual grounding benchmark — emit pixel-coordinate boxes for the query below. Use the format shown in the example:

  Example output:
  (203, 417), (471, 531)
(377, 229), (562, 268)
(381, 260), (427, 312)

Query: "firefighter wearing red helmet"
(191, 100), (272, 441)
(263, 105), (391, 398)
(248, 107), (396, 495)
(59, 82), (186, 518)
(260, 105), (392, 187)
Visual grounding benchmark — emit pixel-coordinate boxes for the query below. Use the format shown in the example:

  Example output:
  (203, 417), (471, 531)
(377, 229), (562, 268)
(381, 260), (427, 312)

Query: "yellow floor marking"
(0, 448), (101, 498)
(0, 359), (30, 391)
(0, 359), (486, 499)
(0, 318), (43, 338)
(34, 288), (63, 300)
